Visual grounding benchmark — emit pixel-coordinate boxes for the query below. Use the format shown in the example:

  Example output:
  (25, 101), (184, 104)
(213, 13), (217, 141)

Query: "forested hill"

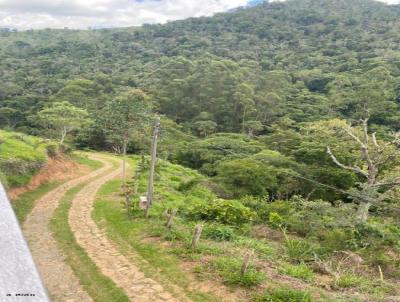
(1, 0), (400, 134)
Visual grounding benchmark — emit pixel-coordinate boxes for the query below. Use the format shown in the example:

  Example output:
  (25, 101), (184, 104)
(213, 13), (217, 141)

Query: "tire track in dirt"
(22, 155), (113, 302)
(68, 156), (184, 302)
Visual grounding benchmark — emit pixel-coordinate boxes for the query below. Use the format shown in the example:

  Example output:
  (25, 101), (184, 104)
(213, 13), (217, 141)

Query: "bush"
(177, 178), (201, 192)
(268, 212), (284, 228)
(46, 143), (59, 158)
(255, 287), (314, 302)
(204, 224), (237, 241)
(212, 257), (265, 287)
(278, 262), (314, 281)
(240, 197), (294, 225)
(185, 199), (255, 225)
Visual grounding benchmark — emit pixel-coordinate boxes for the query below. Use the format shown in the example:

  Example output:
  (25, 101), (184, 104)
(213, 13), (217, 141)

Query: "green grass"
(0, 130), (48, 187)
(211, 256), (265, 287)
(73, 154), (104, 170)
(50, 183), (130, 302)
(278, 262), (314, 282)
(255, 287), (314, 302)
(12, 181), (60, 223)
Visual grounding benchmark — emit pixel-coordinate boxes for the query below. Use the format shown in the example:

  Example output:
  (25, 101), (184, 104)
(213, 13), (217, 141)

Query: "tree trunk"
(122, 140), (127, 188)
(60, 126), (67, 145)
(356, 202), (371, 223)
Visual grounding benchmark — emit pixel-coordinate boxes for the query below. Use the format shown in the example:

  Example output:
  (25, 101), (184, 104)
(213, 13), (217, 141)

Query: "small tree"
(326, 116), (400, 222)
(37, 101), (90, 145)
(193, 120), (217, 137)
(101, 89), (152, 182)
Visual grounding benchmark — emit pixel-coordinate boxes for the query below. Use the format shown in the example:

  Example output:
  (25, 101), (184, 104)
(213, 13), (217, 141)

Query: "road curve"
(68, 155), (181, 302)
(22, 154), (113, 302)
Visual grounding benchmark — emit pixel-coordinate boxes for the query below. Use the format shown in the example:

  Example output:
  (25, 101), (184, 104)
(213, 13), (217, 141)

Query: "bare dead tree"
(326, 115), (400, 222)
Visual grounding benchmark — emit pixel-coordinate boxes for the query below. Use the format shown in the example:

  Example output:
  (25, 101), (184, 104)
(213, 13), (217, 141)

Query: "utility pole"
(145, 118), (161, 218)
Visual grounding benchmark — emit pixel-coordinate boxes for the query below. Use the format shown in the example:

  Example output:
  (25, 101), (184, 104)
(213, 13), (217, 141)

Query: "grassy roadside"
(73, 153), (104, 170)
(11, 154), (102, 224)
(92, 156), (397, 302)
(12, 181), (60, 223)
(50, 158), (130, 302)
(92, 157), (220, 302)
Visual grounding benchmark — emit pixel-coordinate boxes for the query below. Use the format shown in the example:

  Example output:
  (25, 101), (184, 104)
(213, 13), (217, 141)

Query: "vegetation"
(2, 0), (400, 300)
(12, 181), (59, 223)
(50, 183), (130, 302)
(92, 157), (399, 301)
(0, 130), (49, 187)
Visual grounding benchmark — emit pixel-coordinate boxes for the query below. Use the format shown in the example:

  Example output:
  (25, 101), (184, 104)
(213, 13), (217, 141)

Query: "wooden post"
(166, 209), (178, 229)
(378, 265), (384, 282)
(122, 139), (128, 179)
(125, 193), (131, 219)
(241, 249), (254, 276)
(191, 224), (203, 250)
(145, 118), (161, 218)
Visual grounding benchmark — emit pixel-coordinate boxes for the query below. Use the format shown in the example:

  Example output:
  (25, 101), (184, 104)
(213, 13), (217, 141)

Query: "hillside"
(1, 0), (400, 133)
(0, 130), (48, 187)
(1, 1), (400, 301)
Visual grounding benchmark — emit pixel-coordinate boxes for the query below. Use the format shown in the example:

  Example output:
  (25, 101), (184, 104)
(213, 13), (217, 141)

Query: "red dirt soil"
(8, 156), (90, 200)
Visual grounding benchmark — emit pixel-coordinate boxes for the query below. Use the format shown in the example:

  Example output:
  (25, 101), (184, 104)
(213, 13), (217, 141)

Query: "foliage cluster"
(0, 130), (48, 187)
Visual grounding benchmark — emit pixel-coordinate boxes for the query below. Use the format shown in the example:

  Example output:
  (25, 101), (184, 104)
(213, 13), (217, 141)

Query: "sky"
(0, 0), (399, 30)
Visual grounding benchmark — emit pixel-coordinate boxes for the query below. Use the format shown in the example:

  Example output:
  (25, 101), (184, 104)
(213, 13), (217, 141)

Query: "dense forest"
(1, 0), (400, 301)
(2, 0), (400, 198)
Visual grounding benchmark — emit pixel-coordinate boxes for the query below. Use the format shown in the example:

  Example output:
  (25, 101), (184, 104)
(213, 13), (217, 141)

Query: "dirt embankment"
(8, 156), (90, 200)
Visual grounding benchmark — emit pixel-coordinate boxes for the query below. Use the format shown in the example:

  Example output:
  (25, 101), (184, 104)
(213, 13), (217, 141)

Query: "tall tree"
(101, 89), (152, 181)
(326, 116), (400, 222)
(37, 101), (90, 145)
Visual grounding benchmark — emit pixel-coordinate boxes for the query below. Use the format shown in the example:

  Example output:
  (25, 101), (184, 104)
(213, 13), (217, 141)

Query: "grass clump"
(279, 262), (314, 282)
(204, 224), (237, 241)
(255, 287), (314, 302)
(335, 274), (365, 289)
(212, 256), (265, 287)
(283, 232), (318, 263)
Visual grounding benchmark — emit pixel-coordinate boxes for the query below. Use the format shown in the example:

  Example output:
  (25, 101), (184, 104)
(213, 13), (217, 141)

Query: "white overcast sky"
(0, 0), (399, 30)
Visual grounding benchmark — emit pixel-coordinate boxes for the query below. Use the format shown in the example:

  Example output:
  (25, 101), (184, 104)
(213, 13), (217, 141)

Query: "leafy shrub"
(185, 199), (255, 225)
(268, 212), (284, 228)
(177, 178), (201, 192)
(59, 143), (73, 154)
(278, 262), (314, 281)
(241, 197), (294, 225)
(204, 224), (237, 241)
(318, 228), (355, 252)
(286, 199), (356, 237)
(46, 143), (58, 158)
(212, 257), (265, 287)
(255, 287), (314, 302)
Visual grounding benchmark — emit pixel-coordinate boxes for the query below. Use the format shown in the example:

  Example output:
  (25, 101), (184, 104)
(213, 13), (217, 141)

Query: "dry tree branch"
(372, 132), (379, 148)
(326, 146), (368, 178)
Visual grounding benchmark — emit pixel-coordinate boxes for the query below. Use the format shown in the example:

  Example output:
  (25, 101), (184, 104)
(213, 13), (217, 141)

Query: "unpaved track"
(22, 155), (114, 302)
(69, 156), (182, 302)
